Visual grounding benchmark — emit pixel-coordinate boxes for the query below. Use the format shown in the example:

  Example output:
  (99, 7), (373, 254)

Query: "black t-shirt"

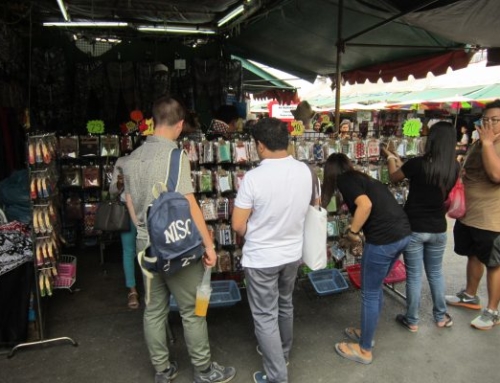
(401, 157), (459, 233)
(338, 172), (411, 245)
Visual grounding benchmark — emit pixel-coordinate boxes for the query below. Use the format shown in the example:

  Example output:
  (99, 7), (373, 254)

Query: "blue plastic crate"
(170, 280), (242, 311)
(308, 268), (349, 296)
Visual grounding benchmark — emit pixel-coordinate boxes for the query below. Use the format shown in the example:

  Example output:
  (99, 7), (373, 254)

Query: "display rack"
(8, 133), (77, 358)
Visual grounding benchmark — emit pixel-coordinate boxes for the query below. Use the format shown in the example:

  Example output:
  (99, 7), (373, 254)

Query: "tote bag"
(302, 167), (327, 270)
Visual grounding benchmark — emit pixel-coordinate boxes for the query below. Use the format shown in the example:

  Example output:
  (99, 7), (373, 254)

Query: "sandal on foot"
(436, 313), (453, 328)
(344, 327), (376, 347)
(395, 314), (418, 332)
(334, 342), (372, 365)
(128, 292), (139, 309)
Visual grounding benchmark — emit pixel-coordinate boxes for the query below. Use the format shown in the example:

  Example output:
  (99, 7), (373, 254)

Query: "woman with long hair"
(323, 153), (411, 365)
(384, 121), (459, 331)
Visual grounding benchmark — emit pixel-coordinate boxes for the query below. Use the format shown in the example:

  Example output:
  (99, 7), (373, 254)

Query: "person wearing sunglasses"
(446, 99), (500, 330)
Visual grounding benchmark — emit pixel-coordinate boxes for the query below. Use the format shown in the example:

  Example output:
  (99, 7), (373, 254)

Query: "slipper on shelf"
(344, 327), (376, 347)
(395, 314), (418, 333)
(334, 342), (372, 365)
(128, 292), (139, 309)
(436, 313), (453, 328)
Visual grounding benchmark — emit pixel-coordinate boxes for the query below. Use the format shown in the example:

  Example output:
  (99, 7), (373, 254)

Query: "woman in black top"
(322, 153), (411, 365)
(385, 121), (459, 331)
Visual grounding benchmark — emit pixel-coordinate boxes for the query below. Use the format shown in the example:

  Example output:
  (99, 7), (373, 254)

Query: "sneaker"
(256, 345), (289, 366)
(193, 362), (236, 383)
(445, 289), (481, 310)
(471, 308), (499, 330)
(253, 371), (267, 383)
(155, 362), (178, 383)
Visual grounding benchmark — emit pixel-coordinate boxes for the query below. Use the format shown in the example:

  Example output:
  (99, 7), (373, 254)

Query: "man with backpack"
(124, 96), (236, 383)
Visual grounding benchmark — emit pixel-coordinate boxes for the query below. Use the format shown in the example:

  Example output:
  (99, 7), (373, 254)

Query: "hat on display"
(291, 101), (315, 124)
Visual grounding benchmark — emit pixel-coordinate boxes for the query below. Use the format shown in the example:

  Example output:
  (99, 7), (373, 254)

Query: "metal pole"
(335, 0), (344, 133)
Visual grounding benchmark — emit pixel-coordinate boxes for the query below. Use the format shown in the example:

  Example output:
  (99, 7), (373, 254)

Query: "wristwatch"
(349, 229), (360, 235)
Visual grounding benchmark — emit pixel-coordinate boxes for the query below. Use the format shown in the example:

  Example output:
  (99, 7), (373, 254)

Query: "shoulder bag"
(302, 166), (327, 270)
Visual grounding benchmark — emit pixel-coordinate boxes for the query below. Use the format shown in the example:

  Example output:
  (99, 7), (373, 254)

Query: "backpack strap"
(166, 148), (183, 192)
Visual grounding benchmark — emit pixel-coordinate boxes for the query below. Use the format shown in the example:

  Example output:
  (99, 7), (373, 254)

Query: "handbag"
(94, 200), (130, 232)
(302, 166), (327, 270)
(446, 178), (466, 219)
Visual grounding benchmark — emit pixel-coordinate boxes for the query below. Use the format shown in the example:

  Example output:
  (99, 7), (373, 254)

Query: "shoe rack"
(8, 133), (78, 357)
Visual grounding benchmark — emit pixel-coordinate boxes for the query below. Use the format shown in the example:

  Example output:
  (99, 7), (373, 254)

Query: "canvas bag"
(140, 149), (204, 275)
(302, 166), (327, 270)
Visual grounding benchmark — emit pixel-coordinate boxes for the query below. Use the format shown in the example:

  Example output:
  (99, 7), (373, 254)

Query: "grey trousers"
(245, 260), (300, 383)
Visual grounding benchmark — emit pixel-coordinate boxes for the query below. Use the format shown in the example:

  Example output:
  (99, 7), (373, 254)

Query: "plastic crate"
(346, 259), (406, 289)
(307, 268), (349, 296)
(170, 280), (242, 311)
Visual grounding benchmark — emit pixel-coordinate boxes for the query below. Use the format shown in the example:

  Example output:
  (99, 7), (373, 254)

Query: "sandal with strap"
(128, 292), (139, 309)
(335, 342), (372, 365)
(395, 314), (418, 332)
(344, 327), (376, 347)
(436, 313), (453, 328)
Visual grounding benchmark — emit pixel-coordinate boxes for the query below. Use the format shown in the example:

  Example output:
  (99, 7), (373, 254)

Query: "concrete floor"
(1, 222), (498, 383)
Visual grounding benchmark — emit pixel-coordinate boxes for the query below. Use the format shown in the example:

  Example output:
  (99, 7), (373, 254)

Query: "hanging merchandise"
(59, 136), (79, 158)
(233, 140), (249, 164)
(217, 250), (232, 273)
(79, 136), (100, 157)
(100, 135), (120, 157)
(216, 139), (232, 163)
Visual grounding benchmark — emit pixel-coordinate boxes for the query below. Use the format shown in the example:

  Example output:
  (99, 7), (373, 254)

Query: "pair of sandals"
(128, 292), (140, 309)
(396, 312), (453, 332)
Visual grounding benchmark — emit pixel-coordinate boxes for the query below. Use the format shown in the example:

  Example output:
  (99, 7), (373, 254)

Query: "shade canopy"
(9, 0), (500, 85)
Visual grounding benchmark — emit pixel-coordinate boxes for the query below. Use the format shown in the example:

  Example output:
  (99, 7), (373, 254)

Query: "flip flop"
(436, 313), (453, 328)
(395, 314), (418, 332)
(334, 342), (372, 365)
(344, 327), (376, 347)
(128, 292), (140, 309)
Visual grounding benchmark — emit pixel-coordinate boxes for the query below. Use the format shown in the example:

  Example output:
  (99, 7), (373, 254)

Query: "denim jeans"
(403, 232), (448, 325)
(360, 236), (411, 350)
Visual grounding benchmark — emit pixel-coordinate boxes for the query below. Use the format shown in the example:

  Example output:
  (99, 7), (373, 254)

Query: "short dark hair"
(152, 96), (185, 127)
(484, 99), (500, 112)
(251, 117), (289, 151)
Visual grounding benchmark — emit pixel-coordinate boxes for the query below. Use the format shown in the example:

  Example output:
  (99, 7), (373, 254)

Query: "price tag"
(290, 120), (304, 136)
(403, 119), (422, 137)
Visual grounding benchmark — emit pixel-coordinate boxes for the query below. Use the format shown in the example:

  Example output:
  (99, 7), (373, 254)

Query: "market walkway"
(1, 222), (498, 383)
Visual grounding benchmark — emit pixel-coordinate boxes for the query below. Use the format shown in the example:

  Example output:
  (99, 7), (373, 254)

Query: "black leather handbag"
(94, 200), (130, 232)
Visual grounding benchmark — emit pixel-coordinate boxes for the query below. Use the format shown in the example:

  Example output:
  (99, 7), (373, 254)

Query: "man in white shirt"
(232, 118), (313, 383)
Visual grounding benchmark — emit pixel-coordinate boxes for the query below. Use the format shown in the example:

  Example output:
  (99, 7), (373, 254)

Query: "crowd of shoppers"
(116, 97), (500, 382)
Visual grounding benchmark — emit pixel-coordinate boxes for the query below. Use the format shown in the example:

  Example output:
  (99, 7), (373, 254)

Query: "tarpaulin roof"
(227, 0), (480, 84)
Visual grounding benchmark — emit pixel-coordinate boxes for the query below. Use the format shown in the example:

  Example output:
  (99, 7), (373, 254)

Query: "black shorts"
(453, 220), (500, 267)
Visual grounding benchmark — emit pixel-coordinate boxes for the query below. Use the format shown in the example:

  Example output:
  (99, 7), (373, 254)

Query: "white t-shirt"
(235, 156), (312, 268)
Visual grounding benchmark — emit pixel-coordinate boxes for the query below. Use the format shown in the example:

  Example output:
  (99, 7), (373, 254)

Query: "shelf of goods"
(8, 133), (78, 358)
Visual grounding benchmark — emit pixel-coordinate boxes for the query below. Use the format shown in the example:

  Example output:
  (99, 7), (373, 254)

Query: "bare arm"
(231, 207), (252, 237)
(185, 193), (217, 267)
(477, 125), (500, 183)
(125, 193), (139, 226)
(382, 147), (405, 183)
(349, 194), (372, 234)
